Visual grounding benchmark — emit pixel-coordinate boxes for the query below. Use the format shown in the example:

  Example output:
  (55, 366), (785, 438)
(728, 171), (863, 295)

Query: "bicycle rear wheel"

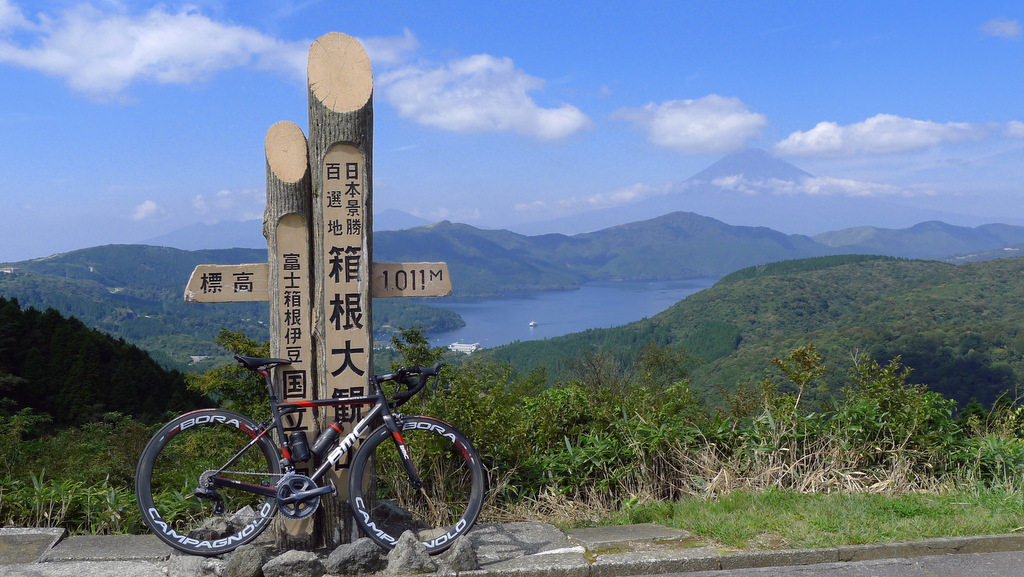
(349, 416), (485, 554)
(135, 409), (281, 556)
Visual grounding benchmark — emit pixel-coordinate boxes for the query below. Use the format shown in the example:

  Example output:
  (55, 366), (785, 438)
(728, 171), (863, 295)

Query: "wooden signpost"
(183, 32), (451, 549)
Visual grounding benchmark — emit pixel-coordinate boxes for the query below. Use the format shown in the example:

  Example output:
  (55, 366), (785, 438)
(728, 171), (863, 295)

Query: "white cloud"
(131, 200), (164, 220)
(379, 53), (591, 140)
(774, 113), (986, 157)
(193, 189), (264, 219)
(411, 206), (482, 222)
(192, 194), (209, 215)
(360, 28), (420, 66)
(0, 2), (308, 99)
(697, 174), (910, 198)
(981, 17), (1022, 40)
(613, 95), (768, 154)
(516, 183), (671, 214)
(0, 0), (28, 32)
(1006, 120), (1024, 138)
(788, 176), (908, 197)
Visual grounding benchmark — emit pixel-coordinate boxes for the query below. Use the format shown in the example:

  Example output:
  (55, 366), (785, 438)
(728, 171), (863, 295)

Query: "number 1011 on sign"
(372, 263), (451, 298)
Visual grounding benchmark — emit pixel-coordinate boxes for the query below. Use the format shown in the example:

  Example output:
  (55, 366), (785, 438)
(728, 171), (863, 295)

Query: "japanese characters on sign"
(275, 214), (314, 475)
(321, 143), (369, 469)
(184, 264), (270, 302)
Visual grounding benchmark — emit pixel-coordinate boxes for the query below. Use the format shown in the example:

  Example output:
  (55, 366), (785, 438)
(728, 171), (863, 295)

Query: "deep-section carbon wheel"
(348, 416), (485, 554)
(135, 409), (281, 556)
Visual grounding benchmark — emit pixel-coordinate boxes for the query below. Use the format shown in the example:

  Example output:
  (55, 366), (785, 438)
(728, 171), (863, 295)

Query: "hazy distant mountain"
(687, 147), (813, 183)
(510, 148), (996, 237)
(143, 220), (265, 251)
(376, 209), (432, 230)
(143, 210), (434, 251)
(814, 222), (1024, 259)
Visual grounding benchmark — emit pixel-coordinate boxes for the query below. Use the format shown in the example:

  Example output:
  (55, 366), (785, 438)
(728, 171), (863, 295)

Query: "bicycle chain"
(211, 470), (325, 522)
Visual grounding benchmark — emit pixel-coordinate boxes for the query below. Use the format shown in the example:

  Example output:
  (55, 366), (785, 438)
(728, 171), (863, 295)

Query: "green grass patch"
(604, 488), (1024, 550)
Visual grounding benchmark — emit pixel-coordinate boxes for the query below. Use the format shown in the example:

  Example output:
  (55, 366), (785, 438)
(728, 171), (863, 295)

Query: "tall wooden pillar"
(307, 32), (374, 548)
(263, 120), (316, 547)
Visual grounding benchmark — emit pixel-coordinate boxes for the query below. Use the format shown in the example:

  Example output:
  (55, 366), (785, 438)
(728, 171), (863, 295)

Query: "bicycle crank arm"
(277, 484), (335, 505)
(210, 477), (277, 499)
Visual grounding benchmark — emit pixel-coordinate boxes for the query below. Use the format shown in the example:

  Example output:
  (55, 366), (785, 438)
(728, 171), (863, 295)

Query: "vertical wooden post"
(186, 32), (448, 550)
(263, 120), (317, 547)
(307, 32), (374, 548)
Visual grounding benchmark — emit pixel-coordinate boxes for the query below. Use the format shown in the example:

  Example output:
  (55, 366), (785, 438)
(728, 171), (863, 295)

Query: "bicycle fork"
(381, 411), (425, 491)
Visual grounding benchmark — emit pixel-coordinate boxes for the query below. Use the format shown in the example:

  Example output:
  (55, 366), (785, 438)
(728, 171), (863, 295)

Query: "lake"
(425, 278), (718, 349)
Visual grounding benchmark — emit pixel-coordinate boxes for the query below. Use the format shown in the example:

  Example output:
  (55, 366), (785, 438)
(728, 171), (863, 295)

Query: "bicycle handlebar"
(234, 354), (443, 407)
(378, 363), (443, 405)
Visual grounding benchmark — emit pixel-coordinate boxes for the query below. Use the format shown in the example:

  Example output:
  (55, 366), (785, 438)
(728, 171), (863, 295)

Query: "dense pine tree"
(0, 297), (209, 427)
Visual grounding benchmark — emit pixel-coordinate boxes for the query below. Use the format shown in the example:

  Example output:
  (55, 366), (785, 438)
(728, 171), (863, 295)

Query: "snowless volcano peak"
(687, 148), (813, 184)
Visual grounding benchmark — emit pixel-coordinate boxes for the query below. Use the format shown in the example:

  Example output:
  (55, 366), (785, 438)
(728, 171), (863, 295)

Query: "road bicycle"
(135, 355), (484, 557)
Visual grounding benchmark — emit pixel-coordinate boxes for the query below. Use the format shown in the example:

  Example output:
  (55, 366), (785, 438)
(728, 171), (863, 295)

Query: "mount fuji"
(511, 148), (987, 237)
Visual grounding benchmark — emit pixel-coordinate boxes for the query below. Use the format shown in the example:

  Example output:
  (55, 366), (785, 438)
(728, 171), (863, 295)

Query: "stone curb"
(6, 526), (1024, 576)
(38, 534), (171, 563)
(468, 532), (1024, 577)
(0, 528), (66, 565)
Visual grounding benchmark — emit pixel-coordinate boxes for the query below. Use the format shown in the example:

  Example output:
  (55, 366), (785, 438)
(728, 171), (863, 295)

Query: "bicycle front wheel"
(349, 416), (485, 554)
(135, 409), (281, 556)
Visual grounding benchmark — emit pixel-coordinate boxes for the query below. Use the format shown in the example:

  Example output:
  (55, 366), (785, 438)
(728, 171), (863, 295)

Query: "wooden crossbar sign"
(184, 262), (452, 302)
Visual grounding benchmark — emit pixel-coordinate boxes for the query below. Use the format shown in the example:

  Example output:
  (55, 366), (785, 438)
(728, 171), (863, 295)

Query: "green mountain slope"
(0, 246), (461, 370)
(374, 212), (836, 292)
(7, 213), (1024, 378)
(814, 221), (1024, 259)
(561, 212), (834, 279)
(487, 255), (1024, 409)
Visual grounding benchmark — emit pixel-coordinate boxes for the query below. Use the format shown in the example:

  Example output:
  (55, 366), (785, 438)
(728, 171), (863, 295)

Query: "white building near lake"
(448, 342), (480, 354)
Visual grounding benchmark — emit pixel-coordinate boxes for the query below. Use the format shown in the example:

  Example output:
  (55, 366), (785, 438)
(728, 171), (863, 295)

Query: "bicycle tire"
(135, 409), (281, 556)
(348, 416), (485, 554)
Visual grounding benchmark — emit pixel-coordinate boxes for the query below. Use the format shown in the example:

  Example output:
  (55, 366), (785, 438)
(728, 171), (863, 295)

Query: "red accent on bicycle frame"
(281, 447), (292, 460)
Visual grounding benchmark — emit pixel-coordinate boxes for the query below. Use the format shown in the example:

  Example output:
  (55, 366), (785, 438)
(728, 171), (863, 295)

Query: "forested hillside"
(374, 213), (835, 294)
(487, 255), (1024, 409)
(0, 245), (462, 370)
(5, 214), (1024, 374)
(0, 297), (208, 427)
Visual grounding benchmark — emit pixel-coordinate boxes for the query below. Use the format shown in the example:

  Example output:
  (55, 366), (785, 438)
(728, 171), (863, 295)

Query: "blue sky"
(2, 0), (1023, 262)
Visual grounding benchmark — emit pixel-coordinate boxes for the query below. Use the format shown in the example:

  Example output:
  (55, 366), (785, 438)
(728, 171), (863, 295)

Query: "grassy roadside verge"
(595, 487), (1024, 551)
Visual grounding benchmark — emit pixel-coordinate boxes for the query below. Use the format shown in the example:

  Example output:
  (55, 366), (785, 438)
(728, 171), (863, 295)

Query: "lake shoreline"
(425, 278), (719, 350)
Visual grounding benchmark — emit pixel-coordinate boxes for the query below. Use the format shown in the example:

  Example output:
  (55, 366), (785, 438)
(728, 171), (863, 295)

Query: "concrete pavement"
(3, 523), (1024, 576)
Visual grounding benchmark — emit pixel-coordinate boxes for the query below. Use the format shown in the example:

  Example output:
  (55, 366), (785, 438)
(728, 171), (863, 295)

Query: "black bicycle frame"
(210, 369), (424, 496)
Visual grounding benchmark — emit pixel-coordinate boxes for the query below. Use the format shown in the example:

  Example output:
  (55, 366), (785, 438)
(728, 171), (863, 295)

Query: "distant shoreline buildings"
(447, 342), (479, 354)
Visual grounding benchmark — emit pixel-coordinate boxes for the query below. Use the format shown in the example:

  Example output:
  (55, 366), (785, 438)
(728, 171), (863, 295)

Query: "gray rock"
(262, 549), (324, 577)
(387, 531), (437, 574)
(326, 537), (386, 575)
(229, 506), (258, 530)
(444, 537), (478, 572)
(167, 554), (223, 577)
(202, 516), (231, 538)
(223, 544), (267, 577)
